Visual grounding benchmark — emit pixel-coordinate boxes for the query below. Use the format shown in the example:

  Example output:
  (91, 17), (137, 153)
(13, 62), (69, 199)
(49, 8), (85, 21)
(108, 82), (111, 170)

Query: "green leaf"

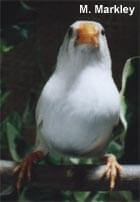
(7, 112), (22, 130)
(92, 191), (133, 202)
(107, 140), (123, 157)
(92, 191), (109, 202)
(0, 185), (15, 199)
(6, 122), (21, 161)
(73, 191), (90, 202)
(0, 119), (9, 150)
(0, 89), (10, 107)
(107, 56), (140, 158)
(20, 0), (35, 11)
(22, 99), (35, 127)
(18, 187), (31, 202)
(0, 40), (13, 55)
(120, 56), (139, 128)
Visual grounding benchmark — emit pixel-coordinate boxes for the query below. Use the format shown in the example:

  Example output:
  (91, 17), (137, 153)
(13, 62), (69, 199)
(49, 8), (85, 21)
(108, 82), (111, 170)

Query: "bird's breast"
(40, 68), (120, 157)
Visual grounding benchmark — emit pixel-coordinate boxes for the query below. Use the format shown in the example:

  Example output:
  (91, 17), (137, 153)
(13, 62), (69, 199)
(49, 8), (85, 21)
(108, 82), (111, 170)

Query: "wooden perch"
(0, 160), (140, 191)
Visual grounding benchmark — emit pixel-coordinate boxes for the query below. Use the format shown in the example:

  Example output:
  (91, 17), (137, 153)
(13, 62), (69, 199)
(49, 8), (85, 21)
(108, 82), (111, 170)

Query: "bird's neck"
(56, 49), (112, 78)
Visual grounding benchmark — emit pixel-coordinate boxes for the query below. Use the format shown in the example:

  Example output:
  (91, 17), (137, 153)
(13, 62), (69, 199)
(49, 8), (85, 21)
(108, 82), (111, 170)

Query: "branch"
(0, 160), (140, 191)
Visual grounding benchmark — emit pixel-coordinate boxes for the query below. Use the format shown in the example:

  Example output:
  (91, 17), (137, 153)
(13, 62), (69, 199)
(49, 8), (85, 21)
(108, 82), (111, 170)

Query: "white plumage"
(35, 20), (120, 158)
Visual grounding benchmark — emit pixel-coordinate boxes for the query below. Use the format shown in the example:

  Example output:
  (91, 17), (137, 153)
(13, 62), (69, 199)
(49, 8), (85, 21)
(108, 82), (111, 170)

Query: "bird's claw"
(13, 151), (44, 191)
(13, 156), (33, 191)
(103, 154), (123, 191)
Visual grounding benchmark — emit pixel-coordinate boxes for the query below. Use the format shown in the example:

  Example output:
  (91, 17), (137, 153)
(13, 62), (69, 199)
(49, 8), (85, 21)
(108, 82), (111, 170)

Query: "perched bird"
(14, 20), (122, 191)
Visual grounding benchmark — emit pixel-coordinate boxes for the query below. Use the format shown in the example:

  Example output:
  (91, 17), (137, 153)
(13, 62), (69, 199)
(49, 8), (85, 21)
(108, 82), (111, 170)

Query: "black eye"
(101, 29), (105, 36)
(68, 27), (73, 38)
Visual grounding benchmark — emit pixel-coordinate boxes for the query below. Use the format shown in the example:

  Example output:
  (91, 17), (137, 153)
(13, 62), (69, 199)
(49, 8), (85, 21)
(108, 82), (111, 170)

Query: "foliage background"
(1, 1), (140, 202)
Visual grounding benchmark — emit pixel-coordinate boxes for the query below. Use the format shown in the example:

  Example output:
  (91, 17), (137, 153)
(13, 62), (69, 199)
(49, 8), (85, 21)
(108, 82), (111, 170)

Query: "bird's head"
(57, 21), (111, 71)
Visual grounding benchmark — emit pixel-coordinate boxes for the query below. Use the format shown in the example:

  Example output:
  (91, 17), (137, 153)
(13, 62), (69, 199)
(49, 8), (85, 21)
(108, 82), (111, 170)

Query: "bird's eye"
(68, 27), (73, 38)
(101, 29), (105, 36)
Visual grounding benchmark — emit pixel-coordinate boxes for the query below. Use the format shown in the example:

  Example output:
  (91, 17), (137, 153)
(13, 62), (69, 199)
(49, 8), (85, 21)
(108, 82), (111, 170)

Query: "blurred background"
(1, 1), (140, 202)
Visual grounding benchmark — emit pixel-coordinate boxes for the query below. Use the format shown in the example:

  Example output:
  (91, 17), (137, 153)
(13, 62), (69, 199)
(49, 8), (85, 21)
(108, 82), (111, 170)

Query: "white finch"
(14, 21), (122, 190)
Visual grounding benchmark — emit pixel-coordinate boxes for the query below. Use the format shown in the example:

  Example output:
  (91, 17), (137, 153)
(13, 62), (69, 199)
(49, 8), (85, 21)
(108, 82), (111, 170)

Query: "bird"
(14, 20), (122, 191)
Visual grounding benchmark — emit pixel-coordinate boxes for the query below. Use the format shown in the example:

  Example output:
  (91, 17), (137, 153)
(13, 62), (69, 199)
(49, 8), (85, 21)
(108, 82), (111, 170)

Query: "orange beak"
(76, 23), (99, 48)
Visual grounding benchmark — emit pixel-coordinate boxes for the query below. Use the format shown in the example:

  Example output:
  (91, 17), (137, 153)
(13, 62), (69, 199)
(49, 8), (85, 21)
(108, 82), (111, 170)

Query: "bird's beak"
(75, 23), (99, 48)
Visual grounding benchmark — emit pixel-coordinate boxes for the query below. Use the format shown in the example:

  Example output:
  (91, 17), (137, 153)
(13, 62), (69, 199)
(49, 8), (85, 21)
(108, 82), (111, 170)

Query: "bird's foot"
(13, 151), (44, 191)
(103, 154), (123, 191)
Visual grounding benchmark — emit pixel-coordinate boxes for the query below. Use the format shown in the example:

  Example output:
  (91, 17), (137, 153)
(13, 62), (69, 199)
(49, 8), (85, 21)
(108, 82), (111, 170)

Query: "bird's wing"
(34, 94), (48, 153)
(35, 96), (43, 128)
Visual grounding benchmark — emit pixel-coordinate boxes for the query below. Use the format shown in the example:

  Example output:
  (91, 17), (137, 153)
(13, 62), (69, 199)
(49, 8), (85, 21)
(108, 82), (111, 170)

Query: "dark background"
(1, 1), (140, 163)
